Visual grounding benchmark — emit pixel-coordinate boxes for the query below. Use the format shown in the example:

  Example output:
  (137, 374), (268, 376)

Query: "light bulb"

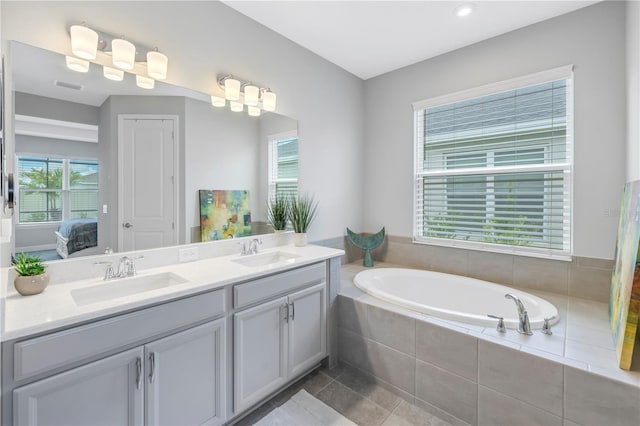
(262, 90), (277, 112)
(65, 56), (90, 73)
(112, 38), (136, 70)
(136, 75), (155, 89)
(244, 84), (259, 106)
(230, 101), (243, 112)
(70, 25), (98, 60)
(224, 78), (241, 101)
(248, 106), (261, 117)
(211, 96), (226, 107)
(103, 66), (124, 81)
(147, 50), (168, 80)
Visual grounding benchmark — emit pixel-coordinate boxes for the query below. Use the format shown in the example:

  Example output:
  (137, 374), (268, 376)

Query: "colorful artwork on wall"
(199, 190), (251, 241)
(609, 180), (640, 370)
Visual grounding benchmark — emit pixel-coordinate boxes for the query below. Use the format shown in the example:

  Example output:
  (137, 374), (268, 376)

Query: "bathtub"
(354, 268), (559, 329)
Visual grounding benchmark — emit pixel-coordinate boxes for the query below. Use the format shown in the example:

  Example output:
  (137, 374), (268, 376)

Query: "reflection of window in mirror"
(17, 156), (99, 223)
(268, 131), (298, 200)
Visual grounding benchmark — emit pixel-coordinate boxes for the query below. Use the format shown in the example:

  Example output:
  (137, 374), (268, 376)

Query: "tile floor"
(232, 363), (452, 426)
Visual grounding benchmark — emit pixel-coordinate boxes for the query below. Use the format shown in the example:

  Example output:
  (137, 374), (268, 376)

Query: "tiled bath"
(338, 262), (640, 426)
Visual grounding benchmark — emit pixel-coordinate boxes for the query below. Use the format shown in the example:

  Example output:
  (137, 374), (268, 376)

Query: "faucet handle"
(487, 314), (506, 333)
(94, 261), (116, 280)
(541, 316), (555, 335)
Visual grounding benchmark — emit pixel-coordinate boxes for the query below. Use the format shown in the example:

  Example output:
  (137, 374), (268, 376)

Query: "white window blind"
(268, 132), (298, 201)
(413, 67), (573, 259)
(17, 156), (99, 224)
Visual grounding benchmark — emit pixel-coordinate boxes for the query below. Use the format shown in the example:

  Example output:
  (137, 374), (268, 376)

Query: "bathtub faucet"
(505, 293), (533, 335)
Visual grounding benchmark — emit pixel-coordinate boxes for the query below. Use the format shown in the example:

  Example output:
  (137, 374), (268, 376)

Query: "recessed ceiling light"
(455, 3), (475, 18)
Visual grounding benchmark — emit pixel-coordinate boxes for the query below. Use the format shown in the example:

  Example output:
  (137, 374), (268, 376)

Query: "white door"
(13, 348), (144, 426)
(288, 283), (327, 377)
(120, 118), (176, 252)
(146, 319), (226, 426)
(234, 297), (288, 412)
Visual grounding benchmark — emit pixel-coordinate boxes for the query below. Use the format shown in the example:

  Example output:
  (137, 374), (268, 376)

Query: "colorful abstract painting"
(609, 180), (640, 370)
(199, 190), (251, 241)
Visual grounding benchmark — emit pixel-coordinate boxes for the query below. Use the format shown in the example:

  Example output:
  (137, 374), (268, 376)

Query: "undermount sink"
(232, 251), (300, 268)
(71, 272), (189, 306)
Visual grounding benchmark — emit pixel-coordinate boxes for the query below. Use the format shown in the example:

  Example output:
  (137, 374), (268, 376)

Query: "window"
(414, 66), (573, 258)
(268, 132), (298, 201)
(17, 156), (99, 224)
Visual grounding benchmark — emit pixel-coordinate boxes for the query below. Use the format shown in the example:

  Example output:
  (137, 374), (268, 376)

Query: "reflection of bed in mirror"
(55, 218), (99, 259)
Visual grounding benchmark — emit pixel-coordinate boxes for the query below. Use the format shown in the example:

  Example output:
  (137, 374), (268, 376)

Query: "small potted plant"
(289, 194), (318, 247)
(266, 195), (289, 233)
(13, 253), (49, 296)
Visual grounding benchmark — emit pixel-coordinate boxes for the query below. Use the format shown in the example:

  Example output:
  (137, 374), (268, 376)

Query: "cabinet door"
(145, 319), (226, 426)
(234, 297), (288, 412)
(288, 283), (327, 378)
(14, 347), (144, 426)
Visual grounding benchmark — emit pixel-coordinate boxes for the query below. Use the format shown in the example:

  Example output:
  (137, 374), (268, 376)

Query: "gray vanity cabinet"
(146, 319), (225, 426)
(14, 347), (145, 425)
(233, 281), (326, 412)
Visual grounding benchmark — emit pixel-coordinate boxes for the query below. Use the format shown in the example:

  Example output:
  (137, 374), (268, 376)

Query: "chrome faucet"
(250, 238), (262, 255)
(117, 256), (137, 278)
(505, 293), (533, 335)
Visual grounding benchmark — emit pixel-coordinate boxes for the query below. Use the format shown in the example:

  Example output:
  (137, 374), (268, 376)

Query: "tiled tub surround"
(368, 236), (614, 303)
(338, 263), (640, 426)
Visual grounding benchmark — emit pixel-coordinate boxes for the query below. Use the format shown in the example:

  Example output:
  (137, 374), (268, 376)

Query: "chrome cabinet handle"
(282, 303), (289, 323)
(149, 352), (156, 383)
(289, 302), (295, 321)
(135, 357), (142, 389)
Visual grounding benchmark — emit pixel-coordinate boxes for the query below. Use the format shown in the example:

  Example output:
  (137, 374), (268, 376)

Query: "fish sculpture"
(346, 227), (385, 267)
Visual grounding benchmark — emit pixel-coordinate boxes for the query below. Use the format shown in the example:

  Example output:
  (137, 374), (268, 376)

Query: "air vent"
(53, 80), (83, 91)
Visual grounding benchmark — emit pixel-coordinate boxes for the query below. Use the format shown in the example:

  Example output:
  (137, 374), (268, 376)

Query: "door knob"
(122, 222), (133, 228)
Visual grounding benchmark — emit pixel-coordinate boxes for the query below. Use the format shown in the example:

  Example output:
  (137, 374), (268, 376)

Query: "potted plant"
(13, 253), (49, 296)
(266, 195), (289, 232)
(289, 194), (318, 246)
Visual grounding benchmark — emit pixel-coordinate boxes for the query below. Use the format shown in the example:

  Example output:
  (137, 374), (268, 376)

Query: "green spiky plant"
(267, 195), (289, 231)
(289, 194), (318, 233)
(14, 253), (45, 276)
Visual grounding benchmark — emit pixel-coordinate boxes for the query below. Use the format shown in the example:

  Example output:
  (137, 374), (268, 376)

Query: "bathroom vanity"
(0, 240), (343, 425)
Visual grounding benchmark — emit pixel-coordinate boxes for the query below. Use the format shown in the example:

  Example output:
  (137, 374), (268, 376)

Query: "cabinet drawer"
(14, 289), (224, 382)
(234, 262), (325, 309)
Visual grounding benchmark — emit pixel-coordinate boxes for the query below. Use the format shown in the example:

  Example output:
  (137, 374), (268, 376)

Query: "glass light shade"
(211, 95), (226, 107)
(136, 75), (155, 89)
(103, 66), (124, 81)
(262, 90), (277, 112)
(224, 78), (241, 100)
(112, 38), (136, 70)
(65, 56), (90, 73)
(70, 25), (98, 60)
(147, 51), (168, 80)
(230, 101), (243, 112)
(248, 106), (261, 117)
(244, 85), (259, 106)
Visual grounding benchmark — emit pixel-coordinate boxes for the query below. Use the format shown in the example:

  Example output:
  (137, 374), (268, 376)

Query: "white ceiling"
(223, 0), (599, 80)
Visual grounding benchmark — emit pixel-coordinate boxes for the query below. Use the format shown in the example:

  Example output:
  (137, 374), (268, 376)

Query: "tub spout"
(505, 293), (533, 335)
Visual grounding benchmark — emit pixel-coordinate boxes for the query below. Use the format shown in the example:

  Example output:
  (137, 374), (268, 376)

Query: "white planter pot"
(293, 233), (308, 247)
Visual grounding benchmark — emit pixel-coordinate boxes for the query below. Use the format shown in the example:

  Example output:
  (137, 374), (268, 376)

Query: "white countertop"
(1, 244), (344, 341)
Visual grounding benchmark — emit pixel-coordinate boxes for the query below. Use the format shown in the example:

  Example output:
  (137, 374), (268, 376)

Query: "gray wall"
(627, 0), (640, 182)
(1, 0), (365, 246)
(16, 135), (97, 159)
(363, 1), (626, 260)
(15, 92), (99, 125)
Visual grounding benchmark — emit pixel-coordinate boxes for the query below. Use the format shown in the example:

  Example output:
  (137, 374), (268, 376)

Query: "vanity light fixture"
(103, 66), (124, 81)
(65, 56), (90, 73)
(70, 24), (99, 60)
(136, 75), (155, 89)
(216, 74), (278, 115)
(67, 23), (170, 84)
(230, 101), (244, 112)
(211, 95), (226, 107)
(454, 3), (475, 17)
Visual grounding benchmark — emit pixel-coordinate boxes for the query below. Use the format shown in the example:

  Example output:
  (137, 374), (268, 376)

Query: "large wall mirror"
(8, 41), (298, 262)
